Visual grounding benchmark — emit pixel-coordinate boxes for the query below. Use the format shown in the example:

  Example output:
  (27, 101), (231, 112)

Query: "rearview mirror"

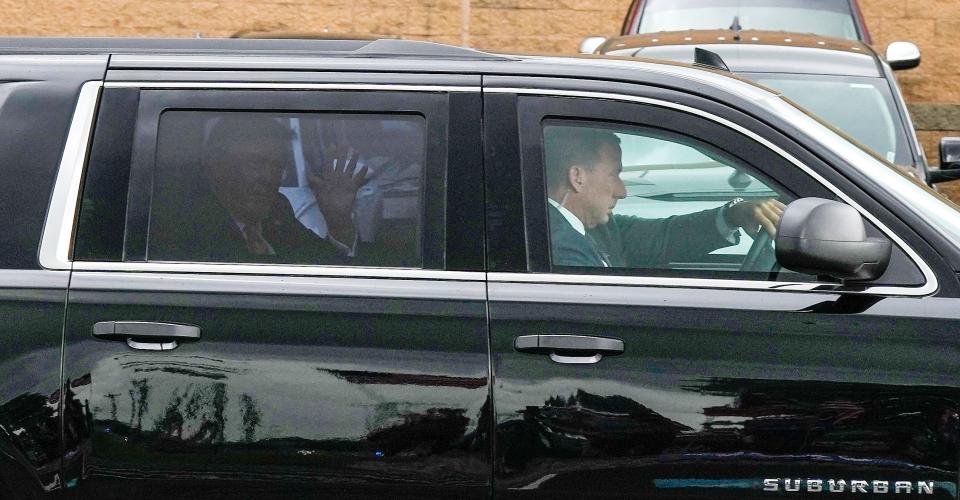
(886, 41), (921, 70)
(939, 137), (960, 169)
(927, 137), (960, 184)
(579, 36), (607, 55)
(775, 198), (891, 281)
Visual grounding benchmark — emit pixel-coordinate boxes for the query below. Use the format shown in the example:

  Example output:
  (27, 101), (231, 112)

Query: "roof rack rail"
(0, 36), (516, 61)
(349, 39), (514, 61)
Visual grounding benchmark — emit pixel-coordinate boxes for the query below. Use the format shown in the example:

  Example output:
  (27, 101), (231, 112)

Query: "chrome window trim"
(72, 261), (484, 281)
(38, 81), (482, 282)
(487, 87), (938, 297)
(0, 55), (109, 65)
(39, 80), (102, 271)
(39, 82), (938, 295)
(491, 272), (836, 292)
(487, 281), (832, 306)
(109, 55), (478, 70)
(104, 82), (480, 92)
(0, 270), (70, 289)
(70, 271), (487, 300)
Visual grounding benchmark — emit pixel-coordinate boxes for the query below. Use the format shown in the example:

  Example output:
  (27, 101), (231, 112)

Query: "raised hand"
(308, 147), (370, 245)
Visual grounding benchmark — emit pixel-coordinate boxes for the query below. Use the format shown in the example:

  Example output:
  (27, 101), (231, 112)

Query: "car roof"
(0, 36), (777, 92)
(601, 30), (881, 77)
(0, 36), (794, 127)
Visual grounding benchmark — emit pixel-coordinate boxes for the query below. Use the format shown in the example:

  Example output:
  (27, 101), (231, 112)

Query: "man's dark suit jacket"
(548, 204), (609, 267)
(548, 203), (737, 268)
(149, 191), (352, 265)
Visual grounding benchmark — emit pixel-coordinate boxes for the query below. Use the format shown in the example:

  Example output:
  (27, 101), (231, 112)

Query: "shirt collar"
(548, 198), (586, 236)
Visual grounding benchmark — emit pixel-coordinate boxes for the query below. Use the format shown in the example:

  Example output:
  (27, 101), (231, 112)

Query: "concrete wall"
(0, 0), (630, 52)
(861, 0), (960, 171)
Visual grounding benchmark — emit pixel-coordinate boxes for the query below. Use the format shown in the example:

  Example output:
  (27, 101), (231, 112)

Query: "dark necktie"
(585, 233), (611, 267)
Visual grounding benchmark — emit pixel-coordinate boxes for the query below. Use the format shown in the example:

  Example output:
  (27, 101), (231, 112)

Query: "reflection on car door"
(491, 284), (960, 499)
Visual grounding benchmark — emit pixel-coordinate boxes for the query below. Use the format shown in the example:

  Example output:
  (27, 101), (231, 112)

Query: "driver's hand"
(725, 198), (785, 237)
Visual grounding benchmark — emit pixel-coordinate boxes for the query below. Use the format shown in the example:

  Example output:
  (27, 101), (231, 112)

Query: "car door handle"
(92, 321), (201, 351)
(514, 334), (624, 364)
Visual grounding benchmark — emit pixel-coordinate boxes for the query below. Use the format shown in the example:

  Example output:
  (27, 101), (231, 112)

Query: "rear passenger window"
(148, 111), (424, 267)
(74, 89), (452, 269)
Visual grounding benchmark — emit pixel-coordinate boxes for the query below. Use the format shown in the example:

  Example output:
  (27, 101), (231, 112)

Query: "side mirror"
(939, 137), (960, 168)
(578, 36), (607, 55)
(928, 137), (960, 184)
(886, 41), (921, 70)
(775, 198), (891, 282)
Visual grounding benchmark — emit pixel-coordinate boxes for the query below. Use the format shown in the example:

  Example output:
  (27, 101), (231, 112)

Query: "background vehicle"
(595, 30), (948, 186)
(615, 134), (776, 261)
(621, 0), (873, 42)
(580, 0), (921, 81)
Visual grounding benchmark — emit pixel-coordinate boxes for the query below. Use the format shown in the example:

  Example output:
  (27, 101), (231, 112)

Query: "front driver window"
(543, 121), (813, 281)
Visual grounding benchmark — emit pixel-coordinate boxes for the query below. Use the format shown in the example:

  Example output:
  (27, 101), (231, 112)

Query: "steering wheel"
(740, 229), (778, 272)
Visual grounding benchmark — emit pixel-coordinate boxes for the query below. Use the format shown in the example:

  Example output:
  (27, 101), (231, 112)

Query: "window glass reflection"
(543, 121), (807, 280)
(148, 112), (425, 267)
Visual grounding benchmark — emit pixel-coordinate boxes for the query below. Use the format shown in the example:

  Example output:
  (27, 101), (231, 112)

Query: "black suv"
(2, 37), (960, 499)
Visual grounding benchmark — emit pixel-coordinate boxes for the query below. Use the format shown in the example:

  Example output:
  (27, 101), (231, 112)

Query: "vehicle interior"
(147, 111), (425, 266)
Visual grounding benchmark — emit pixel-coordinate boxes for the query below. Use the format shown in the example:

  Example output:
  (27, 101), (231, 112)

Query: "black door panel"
(65, 83), (488, 497)
(491, 284), (960, 499)
(62, 273), (490, 498)
(484, 87), (960, 499)
(0, 57), (107, 498)
(0, 271), (71, 497)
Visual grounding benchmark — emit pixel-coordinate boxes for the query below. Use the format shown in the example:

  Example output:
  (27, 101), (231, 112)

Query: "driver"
(545, 126), (784, 268)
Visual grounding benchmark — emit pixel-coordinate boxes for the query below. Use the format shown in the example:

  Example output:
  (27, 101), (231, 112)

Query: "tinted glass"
(543, 122), (812, 280)
(638, 0), (859, 40)
(746, 73), (912, 166)
(74, 89), (139, 262)
(147, 111), (425, 267)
